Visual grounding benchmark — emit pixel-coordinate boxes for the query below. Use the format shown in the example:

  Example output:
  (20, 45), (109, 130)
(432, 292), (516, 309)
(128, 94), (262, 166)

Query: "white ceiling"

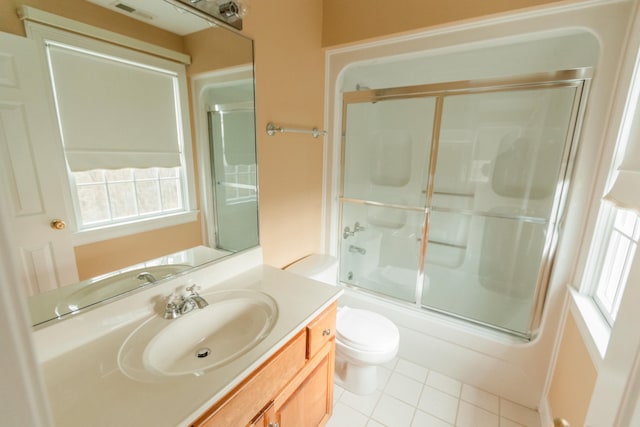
(87, 0), (212, 35)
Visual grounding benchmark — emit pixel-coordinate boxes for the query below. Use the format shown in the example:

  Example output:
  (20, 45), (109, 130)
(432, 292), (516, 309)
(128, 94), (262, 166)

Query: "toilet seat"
(337, 307), (399, 353)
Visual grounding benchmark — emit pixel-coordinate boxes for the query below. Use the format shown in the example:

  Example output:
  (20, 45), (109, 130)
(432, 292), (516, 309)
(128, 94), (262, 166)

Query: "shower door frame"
(207, 101), (258, 251)
(337, 68), (592, 338)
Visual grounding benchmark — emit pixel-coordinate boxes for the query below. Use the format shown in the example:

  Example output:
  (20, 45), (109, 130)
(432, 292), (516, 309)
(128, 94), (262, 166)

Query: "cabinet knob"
(268, 423), (279, 427)
(50, 219), (66, 230)
(322, 328), (331, 336)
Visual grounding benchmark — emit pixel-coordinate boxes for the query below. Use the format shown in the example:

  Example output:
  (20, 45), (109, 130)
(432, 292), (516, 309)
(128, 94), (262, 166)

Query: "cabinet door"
(192, 331), (306, 427)
(275, 344), (333, 427)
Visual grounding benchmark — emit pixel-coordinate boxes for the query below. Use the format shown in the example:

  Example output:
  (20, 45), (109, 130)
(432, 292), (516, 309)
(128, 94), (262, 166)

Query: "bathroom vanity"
(193, 302), (337, 426)
(32, 249), (342, 427)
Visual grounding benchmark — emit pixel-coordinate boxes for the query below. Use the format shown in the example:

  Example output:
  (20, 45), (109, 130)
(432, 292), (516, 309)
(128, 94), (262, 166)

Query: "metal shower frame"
(337, 68), (592, 339)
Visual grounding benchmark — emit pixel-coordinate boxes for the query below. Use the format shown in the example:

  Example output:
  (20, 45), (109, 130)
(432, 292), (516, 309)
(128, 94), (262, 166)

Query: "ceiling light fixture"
(164, 0), (246, 31)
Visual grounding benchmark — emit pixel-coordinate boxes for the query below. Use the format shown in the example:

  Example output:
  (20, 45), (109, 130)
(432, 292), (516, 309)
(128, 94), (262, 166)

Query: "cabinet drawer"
(306, 302), (337, 359)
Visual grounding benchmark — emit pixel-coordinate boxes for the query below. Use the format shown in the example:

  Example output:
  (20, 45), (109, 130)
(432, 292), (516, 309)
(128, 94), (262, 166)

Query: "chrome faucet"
(163, 285), (209, 319)
(137, 272), (157, 284)
(186, 285), (209, 309)
(343, 222), (366, 239)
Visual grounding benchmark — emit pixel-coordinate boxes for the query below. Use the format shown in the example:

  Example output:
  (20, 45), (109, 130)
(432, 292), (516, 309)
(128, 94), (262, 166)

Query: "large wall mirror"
(0, 0), (258, 327)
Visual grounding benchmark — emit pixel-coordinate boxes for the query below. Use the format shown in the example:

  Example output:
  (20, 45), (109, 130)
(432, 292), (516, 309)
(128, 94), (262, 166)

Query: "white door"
(0, 31), (78, 295)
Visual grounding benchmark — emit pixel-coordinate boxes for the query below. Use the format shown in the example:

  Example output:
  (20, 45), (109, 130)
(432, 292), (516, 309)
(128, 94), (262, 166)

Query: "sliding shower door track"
(420, 302), (533, 341)
(339, 282), (532, 341)
(342, 68), (591, 104)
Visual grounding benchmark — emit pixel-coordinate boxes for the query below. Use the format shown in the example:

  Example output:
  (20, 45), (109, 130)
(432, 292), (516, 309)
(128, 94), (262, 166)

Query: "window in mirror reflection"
(221, 164), (257, 204)
(71, 167), (185, 228)
(40, 31), (195, 239)
(210, 108), (257, 205)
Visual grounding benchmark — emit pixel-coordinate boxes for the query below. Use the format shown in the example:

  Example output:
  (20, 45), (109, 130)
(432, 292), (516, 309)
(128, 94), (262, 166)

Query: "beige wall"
(549, 311), (598, 425)
(184, 26), (253, 76)
(322, 0), (570, 47)
(75, 221), (202, 280)
(242, 0), (325, 267)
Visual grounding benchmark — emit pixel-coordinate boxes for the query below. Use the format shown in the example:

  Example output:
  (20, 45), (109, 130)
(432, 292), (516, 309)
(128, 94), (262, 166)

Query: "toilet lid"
(336, 307), (399, 353)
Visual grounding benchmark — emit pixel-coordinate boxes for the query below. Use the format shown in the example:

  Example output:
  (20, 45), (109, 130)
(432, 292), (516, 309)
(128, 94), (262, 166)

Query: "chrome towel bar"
(266, 122), (327, 139)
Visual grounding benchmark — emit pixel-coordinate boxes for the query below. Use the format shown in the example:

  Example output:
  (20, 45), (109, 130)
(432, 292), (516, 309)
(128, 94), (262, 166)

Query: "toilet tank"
(285, 254), (338, 285)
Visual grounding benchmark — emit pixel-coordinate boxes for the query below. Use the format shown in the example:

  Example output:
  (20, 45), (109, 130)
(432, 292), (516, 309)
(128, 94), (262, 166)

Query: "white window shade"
(47, 43), (182, 171)
(605, 97), (640, 214)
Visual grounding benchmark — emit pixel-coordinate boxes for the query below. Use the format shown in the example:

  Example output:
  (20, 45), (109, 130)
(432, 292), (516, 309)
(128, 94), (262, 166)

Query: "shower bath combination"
(337, 69), (590, 339)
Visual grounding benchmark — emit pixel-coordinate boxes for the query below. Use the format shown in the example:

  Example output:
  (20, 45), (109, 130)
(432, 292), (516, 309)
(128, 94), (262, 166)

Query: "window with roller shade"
(42, 36), (195, 236)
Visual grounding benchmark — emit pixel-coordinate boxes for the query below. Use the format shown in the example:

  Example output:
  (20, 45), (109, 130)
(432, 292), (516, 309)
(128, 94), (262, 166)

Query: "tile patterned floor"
(326, 357), (541, 427)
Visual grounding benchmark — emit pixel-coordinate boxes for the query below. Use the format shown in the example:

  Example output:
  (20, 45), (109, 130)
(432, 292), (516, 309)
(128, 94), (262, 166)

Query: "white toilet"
(285, 255), (400, 395)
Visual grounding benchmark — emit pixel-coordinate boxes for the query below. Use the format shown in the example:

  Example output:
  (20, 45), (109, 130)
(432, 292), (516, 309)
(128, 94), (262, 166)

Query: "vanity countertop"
(38, 264), (342, 427)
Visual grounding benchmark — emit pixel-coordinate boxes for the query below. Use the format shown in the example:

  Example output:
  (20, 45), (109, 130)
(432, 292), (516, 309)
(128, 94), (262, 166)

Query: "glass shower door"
(421, 86), (581, 335)
(339, 96), (436, 302)
(209, 108), (258, 252)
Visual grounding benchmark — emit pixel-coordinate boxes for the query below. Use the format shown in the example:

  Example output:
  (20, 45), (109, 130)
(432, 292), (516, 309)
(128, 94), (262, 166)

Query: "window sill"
(71, 210), (199, 246)
(568, 286), (610, 370)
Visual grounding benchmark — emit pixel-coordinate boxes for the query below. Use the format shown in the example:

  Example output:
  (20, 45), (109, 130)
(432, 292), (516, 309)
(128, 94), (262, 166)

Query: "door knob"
(50, 219), (66, 230)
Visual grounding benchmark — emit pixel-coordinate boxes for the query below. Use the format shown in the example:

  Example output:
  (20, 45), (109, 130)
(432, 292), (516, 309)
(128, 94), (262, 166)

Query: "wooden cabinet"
(192, 302), (337, 427)
(274, 343), (334, 427)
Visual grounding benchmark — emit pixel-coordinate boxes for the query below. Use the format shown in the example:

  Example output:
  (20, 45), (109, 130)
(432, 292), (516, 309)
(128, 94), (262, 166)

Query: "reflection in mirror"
(0, 1), (257, 326)
(167, 0), (247, 31)
(29, 246), (225, 326)
(211, 103), (259, 250)
(207, 82), (258, 251)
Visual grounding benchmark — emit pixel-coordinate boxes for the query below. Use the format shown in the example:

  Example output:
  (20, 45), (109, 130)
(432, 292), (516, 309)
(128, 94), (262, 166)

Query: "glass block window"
(71, 167), (185, 228)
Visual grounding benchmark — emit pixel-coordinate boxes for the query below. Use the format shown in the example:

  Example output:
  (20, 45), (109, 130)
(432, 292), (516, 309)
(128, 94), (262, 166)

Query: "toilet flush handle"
(322, 328), (332, 336)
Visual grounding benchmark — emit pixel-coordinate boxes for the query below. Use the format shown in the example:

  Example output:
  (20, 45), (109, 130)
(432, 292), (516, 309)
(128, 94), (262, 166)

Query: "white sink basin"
(118, 289), (278, 381)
